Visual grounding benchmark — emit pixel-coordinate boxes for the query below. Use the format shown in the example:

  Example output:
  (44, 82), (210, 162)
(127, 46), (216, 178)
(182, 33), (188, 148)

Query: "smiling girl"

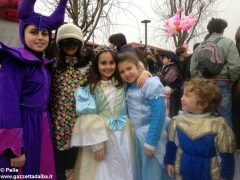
(71, 46), (134, 180)
(117, 51), (171, 180)
(0, 0), (67, 178)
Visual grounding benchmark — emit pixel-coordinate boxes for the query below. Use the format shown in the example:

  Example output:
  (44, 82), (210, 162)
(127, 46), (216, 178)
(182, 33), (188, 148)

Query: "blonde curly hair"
(183, 78), (222, 112)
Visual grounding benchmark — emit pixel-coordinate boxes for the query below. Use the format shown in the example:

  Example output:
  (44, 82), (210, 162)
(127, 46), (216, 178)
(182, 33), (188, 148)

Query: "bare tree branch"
(152, 0), (219, 48)
(40, 0), (113, 44)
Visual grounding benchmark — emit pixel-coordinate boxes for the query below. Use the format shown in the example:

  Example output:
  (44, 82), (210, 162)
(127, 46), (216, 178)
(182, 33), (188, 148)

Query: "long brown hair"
(86, 47), (123, 94)
(55, 47), (94, 71)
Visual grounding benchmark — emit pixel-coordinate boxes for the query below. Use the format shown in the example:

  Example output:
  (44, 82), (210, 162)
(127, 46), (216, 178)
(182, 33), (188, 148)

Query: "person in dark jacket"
(159, 51), (183, 117)
(144, 47), (158, 74)
(175, 47), (191, 80)
(191, 18), (240, 127)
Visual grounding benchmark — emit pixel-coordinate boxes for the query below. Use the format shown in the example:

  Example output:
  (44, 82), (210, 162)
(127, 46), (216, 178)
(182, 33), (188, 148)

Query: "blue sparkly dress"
(126, 76), (172, 180)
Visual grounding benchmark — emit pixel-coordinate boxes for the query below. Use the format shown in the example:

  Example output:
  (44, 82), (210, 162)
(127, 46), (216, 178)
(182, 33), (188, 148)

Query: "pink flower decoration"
(165, 7), (196, 36)
(183, 41), (189, 49)
(165, 9), (182, 36)
(180, 14), (197, 31)
(177, 7), (183, 13)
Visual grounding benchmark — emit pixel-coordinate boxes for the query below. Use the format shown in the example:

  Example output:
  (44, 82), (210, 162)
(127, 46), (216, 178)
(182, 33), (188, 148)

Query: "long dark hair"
(86, 47), (123, 94)
(55, 47), (94, 71)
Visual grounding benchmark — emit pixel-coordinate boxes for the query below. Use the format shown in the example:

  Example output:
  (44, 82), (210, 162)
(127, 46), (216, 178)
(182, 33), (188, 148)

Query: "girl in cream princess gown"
(71, 46), (135, 180)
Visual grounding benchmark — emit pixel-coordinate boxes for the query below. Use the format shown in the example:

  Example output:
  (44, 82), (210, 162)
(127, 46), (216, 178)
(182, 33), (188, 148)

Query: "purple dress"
(0, 42), (56, 179)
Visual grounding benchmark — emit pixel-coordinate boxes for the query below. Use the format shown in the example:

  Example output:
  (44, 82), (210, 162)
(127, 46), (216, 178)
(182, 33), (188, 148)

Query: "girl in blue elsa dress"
(70, 46), (150, 180)
(117, 51), (172, 180)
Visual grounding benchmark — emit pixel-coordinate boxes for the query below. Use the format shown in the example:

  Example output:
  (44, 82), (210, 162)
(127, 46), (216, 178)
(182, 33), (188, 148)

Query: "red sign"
(0, 0), (19, 22)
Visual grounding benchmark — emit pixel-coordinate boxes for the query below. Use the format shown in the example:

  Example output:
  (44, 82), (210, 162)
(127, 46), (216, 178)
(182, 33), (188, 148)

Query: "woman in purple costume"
(0, 0), (67, 179)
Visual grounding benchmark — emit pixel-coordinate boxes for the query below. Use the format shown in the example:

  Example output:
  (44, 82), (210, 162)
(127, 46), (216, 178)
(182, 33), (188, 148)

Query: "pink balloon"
(180, 14), (196, 31)
(165, 7), (196, 36)
(165, 17), (178, 36)
(165, 9), (182, 36)
(183, 41), (189, 50)
(177, 7), (183, 13)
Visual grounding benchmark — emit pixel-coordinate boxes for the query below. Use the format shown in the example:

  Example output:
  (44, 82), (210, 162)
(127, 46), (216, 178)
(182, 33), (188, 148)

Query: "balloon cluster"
(165, 7), (196, 36)
(183, 41), (189, 49)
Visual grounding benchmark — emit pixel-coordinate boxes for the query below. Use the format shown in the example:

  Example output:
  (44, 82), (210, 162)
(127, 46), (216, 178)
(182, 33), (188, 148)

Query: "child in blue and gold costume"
(164, 78), (236, 180)
(117, 51), (172, 180)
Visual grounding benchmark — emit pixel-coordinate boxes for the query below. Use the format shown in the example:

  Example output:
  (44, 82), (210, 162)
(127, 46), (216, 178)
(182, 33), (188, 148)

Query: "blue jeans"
(214, 80), (232, 127)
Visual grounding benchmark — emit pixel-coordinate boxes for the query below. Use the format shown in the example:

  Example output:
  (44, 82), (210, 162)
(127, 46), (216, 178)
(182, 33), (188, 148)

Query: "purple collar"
(0, 42), (53, 65)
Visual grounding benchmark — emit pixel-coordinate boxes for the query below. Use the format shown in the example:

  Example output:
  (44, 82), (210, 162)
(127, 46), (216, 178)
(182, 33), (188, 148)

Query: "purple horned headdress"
(17, 0), (68, 47)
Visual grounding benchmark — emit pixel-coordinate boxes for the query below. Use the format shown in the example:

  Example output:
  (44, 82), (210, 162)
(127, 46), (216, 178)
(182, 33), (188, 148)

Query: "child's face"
(63, 46), (79, 57)
(181, 89), (206, 114)
(24, 25), (49, 52)
(98, 51), (116, 81)
(162, 57), (171, 65)
(118, 60), (141, 84)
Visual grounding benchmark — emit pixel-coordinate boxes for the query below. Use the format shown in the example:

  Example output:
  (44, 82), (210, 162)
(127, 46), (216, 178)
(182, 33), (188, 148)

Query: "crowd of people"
(0, 0), (240, 180)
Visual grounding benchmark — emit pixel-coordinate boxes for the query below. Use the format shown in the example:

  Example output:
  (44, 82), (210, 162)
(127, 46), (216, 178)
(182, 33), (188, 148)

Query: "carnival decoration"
(165, 7), (197, 36)
(183, 41), (189, 49)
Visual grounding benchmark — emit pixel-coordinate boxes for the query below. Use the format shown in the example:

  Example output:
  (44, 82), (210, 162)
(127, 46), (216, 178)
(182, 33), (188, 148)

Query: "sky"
(99, 0), (240, 51)
(34, 0), (240, 51)
(218, 0), (240, 41)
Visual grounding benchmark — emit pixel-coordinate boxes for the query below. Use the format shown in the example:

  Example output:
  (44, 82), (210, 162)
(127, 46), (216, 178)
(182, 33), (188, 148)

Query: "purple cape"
(0, 42), (56, 179)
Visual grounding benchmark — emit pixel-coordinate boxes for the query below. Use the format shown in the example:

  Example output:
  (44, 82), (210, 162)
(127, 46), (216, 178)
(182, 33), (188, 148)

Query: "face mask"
(59, 38), (82, 48)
